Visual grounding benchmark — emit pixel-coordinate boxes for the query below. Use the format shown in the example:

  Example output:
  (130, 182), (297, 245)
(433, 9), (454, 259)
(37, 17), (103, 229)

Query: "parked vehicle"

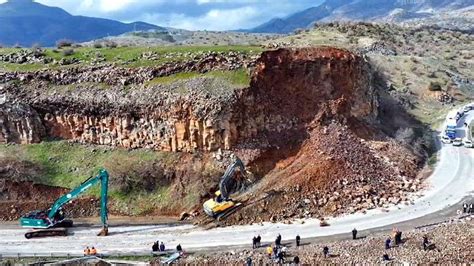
(453, 138), (463, 146)
(445, 120), (457, 139)
(463, 138), (473, 148)
(441, 135), (452, 144)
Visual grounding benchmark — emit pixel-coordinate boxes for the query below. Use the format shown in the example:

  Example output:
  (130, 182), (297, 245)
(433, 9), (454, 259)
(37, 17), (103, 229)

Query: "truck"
(445, 119), (457, 140)
(20, 169), (109, 239)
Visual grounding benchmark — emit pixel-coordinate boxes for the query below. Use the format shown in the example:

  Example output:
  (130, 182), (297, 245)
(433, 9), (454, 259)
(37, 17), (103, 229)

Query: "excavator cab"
(203, 192), (237, 218)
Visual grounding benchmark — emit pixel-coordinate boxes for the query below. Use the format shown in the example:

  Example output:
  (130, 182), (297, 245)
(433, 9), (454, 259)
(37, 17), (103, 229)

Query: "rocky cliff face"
(1, 47), (377, 154)
(0, 101), (44, 144)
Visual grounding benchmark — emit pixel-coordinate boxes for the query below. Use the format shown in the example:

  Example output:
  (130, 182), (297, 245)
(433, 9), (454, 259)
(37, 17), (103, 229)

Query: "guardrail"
(0, 250), (174, 259)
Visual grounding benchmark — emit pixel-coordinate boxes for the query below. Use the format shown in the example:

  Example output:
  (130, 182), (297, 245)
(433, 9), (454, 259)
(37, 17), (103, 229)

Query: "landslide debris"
(223, 47), (428, 225)
(0, 179), (99, 221)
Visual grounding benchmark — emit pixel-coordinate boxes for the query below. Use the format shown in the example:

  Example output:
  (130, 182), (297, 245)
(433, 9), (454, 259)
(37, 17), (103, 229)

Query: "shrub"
(104, 40), (117, 48)
(427, 82), (442, 91)
(62, 48), (74, 56)
(93, 42), (103, 49)
(107, 159), (170, 194)
(56, 39), (73, 48)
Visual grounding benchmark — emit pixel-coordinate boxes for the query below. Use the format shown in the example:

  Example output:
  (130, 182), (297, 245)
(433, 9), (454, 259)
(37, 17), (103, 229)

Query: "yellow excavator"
(203, 157), (247, 220)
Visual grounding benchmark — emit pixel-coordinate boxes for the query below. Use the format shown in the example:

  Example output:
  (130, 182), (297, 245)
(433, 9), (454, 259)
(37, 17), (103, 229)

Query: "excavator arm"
(47, 169), (108, 222)
(219, 158), (246, 201)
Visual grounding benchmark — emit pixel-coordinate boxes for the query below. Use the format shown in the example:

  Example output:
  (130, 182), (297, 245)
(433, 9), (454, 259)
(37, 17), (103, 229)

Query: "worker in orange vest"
(90, 246), (97, 255)
(84, 246), (90, 256)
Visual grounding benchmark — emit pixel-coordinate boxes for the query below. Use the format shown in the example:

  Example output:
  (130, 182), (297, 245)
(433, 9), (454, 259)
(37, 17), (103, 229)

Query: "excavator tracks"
(25, 228), (67, 239)
(216, 203), (243, 221)
(24, 220), (73, 239)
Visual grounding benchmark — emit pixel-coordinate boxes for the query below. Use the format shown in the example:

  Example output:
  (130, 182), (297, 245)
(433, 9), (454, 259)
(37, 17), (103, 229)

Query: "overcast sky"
(0, 0), (323, 30)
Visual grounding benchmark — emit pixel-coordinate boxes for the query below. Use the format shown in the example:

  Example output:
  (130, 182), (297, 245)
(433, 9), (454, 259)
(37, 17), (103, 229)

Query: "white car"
(453, 138), (463, 146)
(441, 135), (452, 144)
(463, 138), (473, 148)
(463, 106), (472, 113)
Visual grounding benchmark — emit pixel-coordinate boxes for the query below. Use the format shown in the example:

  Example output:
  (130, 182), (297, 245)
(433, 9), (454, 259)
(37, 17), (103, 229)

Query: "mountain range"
(0, 0), (161, 47)
(249, 0), (474, 34)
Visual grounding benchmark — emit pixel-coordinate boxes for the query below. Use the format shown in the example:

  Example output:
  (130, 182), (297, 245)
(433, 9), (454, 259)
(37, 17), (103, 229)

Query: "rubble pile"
(0, 49), (51, 64)
(358, 41), (397, 56)
(0, 179), (99, 221)
(0, 51), (257, 86)
(180, 219), (473, 265)
(438, 91), (454, 103)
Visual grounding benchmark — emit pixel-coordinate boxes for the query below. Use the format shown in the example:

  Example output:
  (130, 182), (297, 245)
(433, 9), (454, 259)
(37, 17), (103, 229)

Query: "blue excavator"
(19, 169), (109, 239)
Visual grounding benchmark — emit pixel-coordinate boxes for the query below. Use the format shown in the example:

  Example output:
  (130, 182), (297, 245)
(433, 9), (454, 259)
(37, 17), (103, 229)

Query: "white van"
(463, 138), (473, 148)
(441, 135), (452, 144)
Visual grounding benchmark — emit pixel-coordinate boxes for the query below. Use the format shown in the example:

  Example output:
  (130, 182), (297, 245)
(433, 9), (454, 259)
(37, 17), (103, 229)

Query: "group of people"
(152, 241), (166, 252)
(385, 228), (403, 250)
(151, 241), (184, 254)
(247, 226), (442, 264)
(251, 235), (261, 249)
(83, 246), (97, 256)
(462, 202), (473, 214)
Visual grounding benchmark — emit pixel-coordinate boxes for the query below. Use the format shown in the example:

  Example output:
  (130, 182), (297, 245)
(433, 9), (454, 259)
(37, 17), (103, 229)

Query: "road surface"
(0, 107), (473, 257)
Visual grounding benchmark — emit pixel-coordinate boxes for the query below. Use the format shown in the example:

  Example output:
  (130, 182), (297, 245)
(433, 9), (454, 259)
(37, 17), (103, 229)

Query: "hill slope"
(249, 0), (474, 33)
(0, 0), (161, 46)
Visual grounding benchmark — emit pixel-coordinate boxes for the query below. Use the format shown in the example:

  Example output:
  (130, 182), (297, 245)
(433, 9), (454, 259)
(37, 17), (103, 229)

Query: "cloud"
(0, 0), (323, 30)
(165, 6), (259, 31)
(99, 0), (134, 12)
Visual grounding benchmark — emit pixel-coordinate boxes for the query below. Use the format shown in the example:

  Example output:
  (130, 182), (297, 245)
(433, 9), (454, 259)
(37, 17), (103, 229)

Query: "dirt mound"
(0, 179), (99, 221)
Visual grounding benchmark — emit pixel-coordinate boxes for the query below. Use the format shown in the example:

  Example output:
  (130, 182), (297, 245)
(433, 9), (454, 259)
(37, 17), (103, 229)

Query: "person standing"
(385, 238), (391, 250)
(266, 246), (273, 258)
(246, 257), (252, 266)
(176, 244), (182, 252)
(423, 236), (429, 251)
(293, 256), (300, 265)
(152, 242), (159, 252)
(277, 249), (284, 264)
(252, 236), (257, 249)
(352, 228), (358, 240)
(469, 203), (473, 213)
(296, 235), (301, 247)
(463, 202), (468, 213)
(323, 246), (329, 258)
(83, 246), (90, 256)
(256, 235), (261, 248)
(159, 242), (165, 252)
(275, 235), (281, 247)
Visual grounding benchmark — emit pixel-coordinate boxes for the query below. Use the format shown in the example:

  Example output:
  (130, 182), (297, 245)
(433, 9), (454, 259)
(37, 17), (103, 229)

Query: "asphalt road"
(0, 107), (473, 257)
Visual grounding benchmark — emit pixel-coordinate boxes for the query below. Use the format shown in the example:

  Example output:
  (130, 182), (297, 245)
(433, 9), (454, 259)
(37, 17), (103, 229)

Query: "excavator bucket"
(97, 226), (108, 236)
